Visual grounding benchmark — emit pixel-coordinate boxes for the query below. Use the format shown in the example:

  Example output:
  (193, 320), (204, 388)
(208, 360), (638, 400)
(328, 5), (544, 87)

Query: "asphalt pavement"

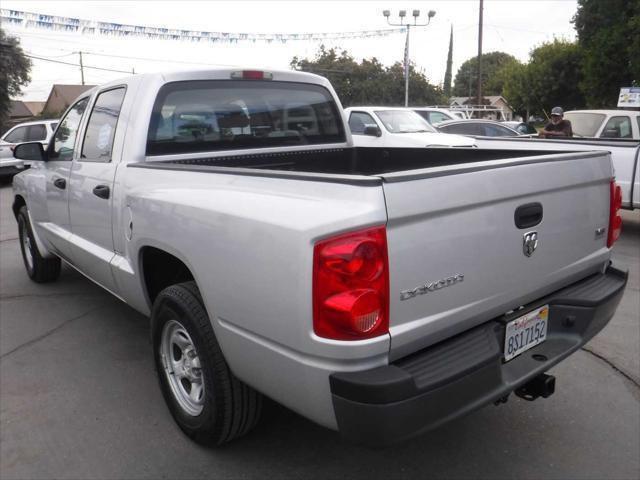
(0, 183), (638, 480)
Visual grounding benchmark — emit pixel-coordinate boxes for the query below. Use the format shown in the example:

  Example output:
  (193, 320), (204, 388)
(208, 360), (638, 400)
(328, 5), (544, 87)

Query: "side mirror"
(13, 142), (47, 161)
(363, 125), (382, 137)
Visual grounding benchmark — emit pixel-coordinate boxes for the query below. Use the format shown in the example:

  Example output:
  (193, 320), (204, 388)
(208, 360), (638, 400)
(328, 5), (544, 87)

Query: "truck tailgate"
(380, 151), (613, 360)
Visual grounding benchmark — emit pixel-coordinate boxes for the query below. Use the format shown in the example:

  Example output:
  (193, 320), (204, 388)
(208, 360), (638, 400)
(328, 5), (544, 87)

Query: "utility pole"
(78, 51), (85, 85)
(383, 9), (436, 107)
(476, 0), (484, 107)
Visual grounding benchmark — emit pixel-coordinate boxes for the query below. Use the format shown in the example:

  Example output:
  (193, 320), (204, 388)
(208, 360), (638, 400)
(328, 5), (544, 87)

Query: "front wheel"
(152, 281), (262, 445)
(17, 206), (61, 283)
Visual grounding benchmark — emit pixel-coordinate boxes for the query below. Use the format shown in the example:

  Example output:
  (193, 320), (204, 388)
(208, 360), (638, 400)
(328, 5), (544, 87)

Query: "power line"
(25, 53), (133, 74)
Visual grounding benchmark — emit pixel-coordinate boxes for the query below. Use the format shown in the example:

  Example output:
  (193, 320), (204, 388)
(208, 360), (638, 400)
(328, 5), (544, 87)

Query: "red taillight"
(607, 180), (623, 248)
(313, 226), (389, 340)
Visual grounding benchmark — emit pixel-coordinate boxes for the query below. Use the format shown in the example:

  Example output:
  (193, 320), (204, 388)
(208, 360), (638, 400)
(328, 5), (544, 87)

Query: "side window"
(429, 112), (452, 124)
(4, 126), (27, 143)
(81, 88), (126, 162)
(414, 111), (430, 123)
(26, 124), (47, 141)
(440, 123), (479, 135)
(483, 124), (516, 137)
(601, 116), (632, 138)
(348, 112), (377, 134)
(50, 98), (89, 161)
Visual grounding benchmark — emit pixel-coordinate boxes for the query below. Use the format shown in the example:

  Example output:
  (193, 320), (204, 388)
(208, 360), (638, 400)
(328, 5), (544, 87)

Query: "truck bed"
(133, 146), (586, 178)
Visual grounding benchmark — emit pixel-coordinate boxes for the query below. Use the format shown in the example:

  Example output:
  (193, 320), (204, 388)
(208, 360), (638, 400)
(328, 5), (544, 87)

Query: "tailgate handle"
(515, 203), (543, 229)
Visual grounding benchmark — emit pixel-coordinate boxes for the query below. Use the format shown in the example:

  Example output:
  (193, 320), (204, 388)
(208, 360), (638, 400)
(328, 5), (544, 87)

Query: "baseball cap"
(551, 106), (564, 116)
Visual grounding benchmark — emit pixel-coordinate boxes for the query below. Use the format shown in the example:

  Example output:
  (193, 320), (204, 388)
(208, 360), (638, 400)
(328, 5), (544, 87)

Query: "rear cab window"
(563, 112), (605, 137)
(146, 80), (345, 155)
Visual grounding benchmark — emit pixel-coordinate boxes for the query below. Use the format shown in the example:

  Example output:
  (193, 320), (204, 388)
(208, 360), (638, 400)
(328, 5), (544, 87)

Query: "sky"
(2, 0), (579, 101)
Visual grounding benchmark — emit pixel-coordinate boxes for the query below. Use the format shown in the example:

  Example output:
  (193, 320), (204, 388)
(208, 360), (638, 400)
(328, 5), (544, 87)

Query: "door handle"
(514, 202), (543, 229)
(92, 184), (110, 199)
(53, 178), (66, 190)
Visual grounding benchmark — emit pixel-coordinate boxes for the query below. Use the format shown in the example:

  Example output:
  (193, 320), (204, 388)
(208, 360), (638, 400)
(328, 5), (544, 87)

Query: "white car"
(345, 107), (476, 148)
(563, 110), (640, 139)
(0, 119), (58, 162)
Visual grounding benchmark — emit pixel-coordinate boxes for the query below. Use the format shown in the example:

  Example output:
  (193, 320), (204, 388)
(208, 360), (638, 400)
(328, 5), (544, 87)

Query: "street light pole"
(383, 9), (436, 107)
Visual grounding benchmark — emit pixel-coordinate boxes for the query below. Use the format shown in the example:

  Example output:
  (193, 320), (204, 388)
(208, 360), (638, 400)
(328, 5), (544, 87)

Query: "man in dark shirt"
(540, 106), (573, 138)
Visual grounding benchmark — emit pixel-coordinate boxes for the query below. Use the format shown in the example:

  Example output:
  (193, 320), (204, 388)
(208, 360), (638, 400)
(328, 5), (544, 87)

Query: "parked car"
(503, 121), (538, 135)
(411, 107), (457, 125)
(0, 120), (58, 178)
(1, 119), (58, 160)
(12, 69), (627, 447)
(345, 106), (476, 148)
(563, 110), (640, 139)
(435, 119), (522, 137)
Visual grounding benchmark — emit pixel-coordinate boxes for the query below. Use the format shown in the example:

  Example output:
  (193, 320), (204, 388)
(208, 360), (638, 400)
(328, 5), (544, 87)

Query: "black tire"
(17, 206), (61, 283)
(152, 281), (263, 445)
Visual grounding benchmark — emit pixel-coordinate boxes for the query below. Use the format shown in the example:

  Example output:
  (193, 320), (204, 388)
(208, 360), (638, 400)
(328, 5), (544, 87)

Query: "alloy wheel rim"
(21, 222), (34, 271)
(160, 319), (205, 416)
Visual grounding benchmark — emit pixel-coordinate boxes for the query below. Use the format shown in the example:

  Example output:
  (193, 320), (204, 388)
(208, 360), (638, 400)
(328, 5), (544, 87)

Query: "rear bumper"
(330, 264), (628, 447)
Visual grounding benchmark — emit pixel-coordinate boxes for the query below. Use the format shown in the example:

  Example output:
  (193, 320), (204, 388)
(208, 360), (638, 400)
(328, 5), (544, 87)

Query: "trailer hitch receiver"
(515, 373), (556, 401)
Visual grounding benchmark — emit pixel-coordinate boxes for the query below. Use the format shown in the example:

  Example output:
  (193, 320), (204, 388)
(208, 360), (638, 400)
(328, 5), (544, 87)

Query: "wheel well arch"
(12, 195), (26, 219)
(140, 246), (195, 305)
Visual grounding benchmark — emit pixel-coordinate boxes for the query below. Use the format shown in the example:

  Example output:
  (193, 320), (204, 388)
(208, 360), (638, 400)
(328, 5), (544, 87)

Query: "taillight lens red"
(313, 226), (389, 340)
(607, 180), (623, 248)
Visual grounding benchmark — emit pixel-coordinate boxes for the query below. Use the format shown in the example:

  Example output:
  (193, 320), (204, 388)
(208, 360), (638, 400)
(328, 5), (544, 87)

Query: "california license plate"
(503, 305), (549, 361)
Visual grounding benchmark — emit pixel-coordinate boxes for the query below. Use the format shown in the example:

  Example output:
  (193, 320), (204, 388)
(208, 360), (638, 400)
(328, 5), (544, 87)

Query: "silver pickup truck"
(11, 69), (628, 447)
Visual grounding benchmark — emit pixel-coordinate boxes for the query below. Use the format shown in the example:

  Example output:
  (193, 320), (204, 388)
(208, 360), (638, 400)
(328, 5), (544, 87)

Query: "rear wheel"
(17, 206), (61, 283)
(152, 281), (263, 445)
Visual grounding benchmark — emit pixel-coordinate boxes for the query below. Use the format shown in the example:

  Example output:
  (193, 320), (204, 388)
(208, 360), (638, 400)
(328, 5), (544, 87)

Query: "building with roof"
(449, 96), (514, 121)
(42, 84), (96, 117)
(23, 101), (46, 117)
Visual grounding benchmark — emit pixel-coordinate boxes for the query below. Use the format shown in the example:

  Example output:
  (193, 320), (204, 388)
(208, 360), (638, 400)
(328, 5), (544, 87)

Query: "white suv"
(0, 119), (58, 161)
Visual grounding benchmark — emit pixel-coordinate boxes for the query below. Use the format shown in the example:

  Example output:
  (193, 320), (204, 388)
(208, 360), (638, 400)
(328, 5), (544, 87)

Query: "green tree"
(501, 62), (534, 119)
(0, 28), (32, 132)
(502, 40), (585, 118)
(291, 46), (446, 107)
(443, 26), (453, 97)
(452, 51), (520, 97)
(573, 0), (639, 107)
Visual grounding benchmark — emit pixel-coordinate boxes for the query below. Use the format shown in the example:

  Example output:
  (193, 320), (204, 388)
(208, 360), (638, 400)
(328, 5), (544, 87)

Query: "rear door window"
(26, 124), (47, 141)
(81, 88), (126, 162)
(147, 80), (345, 155)
(4, 126), (27, 143)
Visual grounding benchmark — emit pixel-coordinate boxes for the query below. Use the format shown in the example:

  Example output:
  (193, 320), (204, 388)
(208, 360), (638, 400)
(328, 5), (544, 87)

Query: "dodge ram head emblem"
(523, 231), (538, 257)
